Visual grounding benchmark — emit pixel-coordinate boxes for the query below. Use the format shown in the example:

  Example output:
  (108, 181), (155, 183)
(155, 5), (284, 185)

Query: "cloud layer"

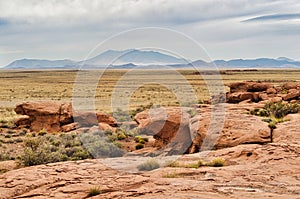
(0, 0), (300, 66)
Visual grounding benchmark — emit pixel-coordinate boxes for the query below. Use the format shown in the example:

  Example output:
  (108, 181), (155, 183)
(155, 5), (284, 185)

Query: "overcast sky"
(0, 0), (300, 66)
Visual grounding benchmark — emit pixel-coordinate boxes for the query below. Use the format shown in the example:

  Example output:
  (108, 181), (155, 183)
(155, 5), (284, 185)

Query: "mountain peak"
(276, 57), (294, 62)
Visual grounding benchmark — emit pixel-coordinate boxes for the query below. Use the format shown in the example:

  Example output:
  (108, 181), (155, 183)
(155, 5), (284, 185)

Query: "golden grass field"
(1, 69), (300, 121)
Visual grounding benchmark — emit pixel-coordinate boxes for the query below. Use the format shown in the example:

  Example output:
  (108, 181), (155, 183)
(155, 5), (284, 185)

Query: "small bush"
(104, 129), (113, 135)
(208, 158), (225, 167)
(106, 134), (117, 142)
(264, 101), (300, 119)
(113, 141), (123, 149)
(19, 134), (92, 166)
(135, 143), (144, 150)
(137, 159), (160, 171)
(134, 136), (149, 143)
(187, 109), (198, 117)
(0, 153), (12, 161)
(87, 186), (101, 197)
(38, 129), (47, 136)
(268, 121), (277, 129)
(116, 131), (127, 140)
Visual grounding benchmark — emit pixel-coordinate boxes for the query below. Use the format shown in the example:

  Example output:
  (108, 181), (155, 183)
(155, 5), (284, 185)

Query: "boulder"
(189, 104), (270, 153)
(14, 101), (116, 133)
(283, 89), (300, 101)
(15, 101), (66, 133)
(258, 93), (268, 101)
(135, 107), (192, 155)
(228, 82), (270, 93)
(226, 92), (258, 103)
(59, 103), (73, 125)
(73, 111), (98, 127)
(266, 87), (277, 94)
(61, 123), (78, 132)
(96, 113), (117, 126)
(15, 101), (62, 116)
(98, 122), (115, 133)
(273, 114), (300, 144)
(13, 115), (32, 128)
(269, 97), (283, 103)
(281, 82), (300, 90)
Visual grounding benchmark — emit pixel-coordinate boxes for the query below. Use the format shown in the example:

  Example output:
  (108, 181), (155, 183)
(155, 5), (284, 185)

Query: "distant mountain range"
(3, 49), (300, 69)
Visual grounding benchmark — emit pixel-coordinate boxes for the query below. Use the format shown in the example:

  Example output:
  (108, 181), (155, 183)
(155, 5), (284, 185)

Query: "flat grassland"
(1, 69), (300, 120)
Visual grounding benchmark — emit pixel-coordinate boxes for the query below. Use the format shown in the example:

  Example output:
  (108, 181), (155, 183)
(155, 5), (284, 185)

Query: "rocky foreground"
(0, 81), (300, 198)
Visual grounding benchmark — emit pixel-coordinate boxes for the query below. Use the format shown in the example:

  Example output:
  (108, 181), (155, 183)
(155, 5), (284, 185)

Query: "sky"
(0, 0), (300, 66)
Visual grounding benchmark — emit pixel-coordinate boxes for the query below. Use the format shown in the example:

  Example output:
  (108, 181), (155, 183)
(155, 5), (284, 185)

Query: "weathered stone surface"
(61, 123), (78, 132)
(59, 102), (73, 125)
(258, 93), (269, 101)
(281, 82), (300, 90)
(226, 92), (258, 103)
(14, 101), (116, 133)
(274, 114), (300, 144)
(268, 96), (282, 103)
(96, 113), (117, 126)
(98, 122), (115, 133)
(15, 101), (62, 116)
(0, 142), (299, 199)
(73, 111), (98, 127)
(135, 107), (192, 154)
(226, 81), (300, 103)
(283, 89), (300, 101)
(266, 87), (277, 94)
(228, 81), (270, 93)
(189, 104), (270, 153)
(13, 115), (32, 128)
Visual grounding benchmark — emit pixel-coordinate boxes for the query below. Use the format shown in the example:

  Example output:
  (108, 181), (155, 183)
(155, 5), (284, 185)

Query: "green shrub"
(268, 121), (277, 129)
(0, 153), (12, 161)
(187, 109), (198, 117)
(116, 131), (127, 140)
(83, 138), (124, 158)
(137, 159), (160, 171)
(38, 129), (47, 136)
(264, 101), (300, 119)
(134, 136), (149, 143)
(126, 128), (138, 137)
(106, 134), (117, 142)
(208, 158), (225, 167)
(104, 129), (113, 135)
(113, 141), (123, 149)
(87, 186), (101, 197)
(135, 143), (144, 150)
(19, 134), (92, 166)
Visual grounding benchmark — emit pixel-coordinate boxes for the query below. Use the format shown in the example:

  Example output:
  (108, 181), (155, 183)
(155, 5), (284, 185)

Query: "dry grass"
(0, 69), (299, 115)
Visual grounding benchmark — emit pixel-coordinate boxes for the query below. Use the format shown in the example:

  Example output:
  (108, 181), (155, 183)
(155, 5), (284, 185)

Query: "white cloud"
(0, 0), (300, 66)
(0, 0), (298, 25)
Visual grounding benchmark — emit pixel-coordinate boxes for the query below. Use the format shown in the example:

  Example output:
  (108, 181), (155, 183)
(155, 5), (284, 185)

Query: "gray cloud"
(0, 0), (300, 66)
(243, 13), (300, 22)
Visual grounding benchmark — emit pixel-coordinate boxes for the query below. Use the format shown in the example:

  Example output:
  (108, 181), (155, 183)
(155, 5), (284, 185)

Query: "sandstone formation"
(225, 81), (300, 103)
(1, 81), (300, 198)
(14, 101), (116, 133)
(189, 103), (270, 153)
(0, 142), (299, 199)
(134, 107), (192, 155)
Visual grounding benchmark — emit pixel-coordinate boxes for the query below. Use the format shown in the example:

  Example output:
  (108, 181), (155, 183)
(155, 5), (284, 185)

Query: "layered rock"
(189, 104), (270, 153)
(14, 101), (116, 133)
(134, 107), (192, 155)
(226, 81), (300, 103)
